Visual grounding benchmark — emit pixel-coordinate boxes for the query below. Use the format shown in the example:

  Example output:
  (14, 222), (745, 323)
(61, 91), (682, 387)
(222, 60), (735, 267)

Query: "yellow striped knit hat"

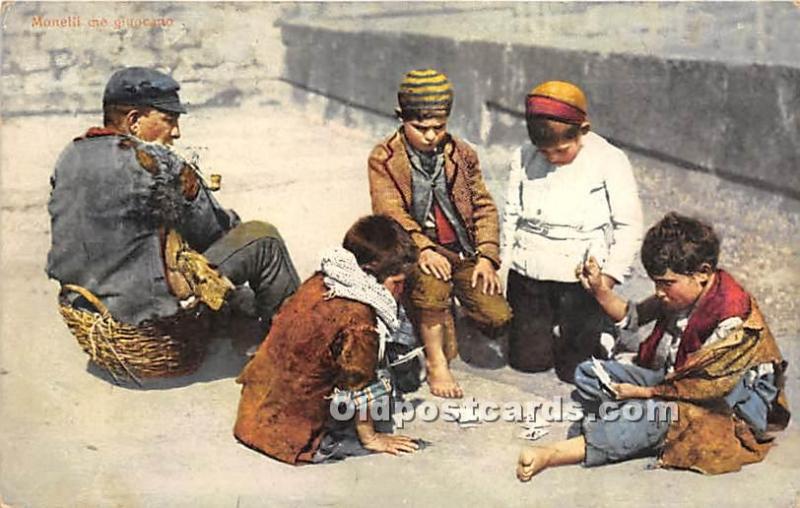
(397, 69), (453, 115)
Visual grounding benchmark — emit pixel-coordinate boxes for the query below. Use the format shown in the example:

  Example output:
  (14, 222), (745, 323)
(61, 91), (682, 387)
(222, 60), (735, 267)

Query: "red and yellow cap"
(526, 80), (588, 124)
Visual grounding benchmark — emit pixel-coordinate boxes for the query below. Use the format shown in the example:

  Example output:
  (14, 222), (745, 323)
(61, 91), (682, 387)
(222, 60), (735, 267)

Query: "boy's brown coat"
(368, 131), (501, 267)
(234, 274), (379, 464)
(652, 300), (790, 474)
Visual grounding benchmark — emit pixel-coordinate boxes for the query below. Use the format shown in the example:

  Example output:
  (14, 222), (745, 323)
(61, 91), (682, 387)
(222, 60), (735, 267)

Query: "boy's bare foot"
(426, 361), (464, 398)
(516, 446), (554, 482)
(419, 315), (463, 398)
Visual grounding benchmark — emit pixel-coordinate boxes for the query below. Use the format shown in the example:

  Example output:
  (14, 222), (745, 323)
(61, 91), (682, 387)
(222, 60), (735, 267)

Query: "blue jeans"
(573, 358), (777, 466)
(573, 359), (672, 467)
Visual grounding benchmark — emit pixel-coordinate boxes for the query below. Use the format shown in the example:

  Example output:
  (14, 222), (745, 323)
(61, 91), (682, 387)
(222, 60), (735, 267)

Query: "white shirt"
(501, 132), (643, 283)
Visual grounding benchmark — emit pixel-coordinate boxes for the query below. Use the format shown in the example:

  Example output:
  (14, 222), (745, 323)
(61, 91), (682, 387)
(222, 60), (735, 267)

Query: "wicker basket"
(58, 284), (209, 384)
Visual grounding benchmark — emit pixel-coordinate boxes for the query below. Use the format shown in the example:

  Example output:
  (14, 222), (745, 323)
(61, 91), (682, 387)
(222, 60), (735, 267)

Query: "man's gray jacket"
(46, 131), (237, 325)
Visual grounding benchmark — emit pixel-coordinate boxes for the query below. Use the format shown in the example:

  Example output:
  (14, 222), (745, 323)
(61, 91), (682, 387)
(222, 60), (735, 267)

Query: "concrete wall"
(4, 2), (798, 197)
(280, 20), (800, 199)
(1, 2), (286, 116)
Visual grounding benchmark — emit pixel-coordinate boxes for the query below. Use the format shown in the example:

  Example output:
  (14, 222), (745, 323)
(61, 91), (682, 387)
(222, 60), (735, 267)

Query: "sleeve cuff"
(476, 242), (500, 268)
(602, 262), (629, 285)
(478, 253), (500, 270)
(616, 301), (638, 332)
(411, 231), (436, 252)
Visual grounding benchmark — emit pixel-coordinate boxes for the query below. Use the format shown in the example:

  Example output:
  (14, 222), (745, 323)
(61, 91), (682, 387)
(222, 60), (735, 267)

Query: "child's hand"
(361, 432), (420, 456)
(471, 257), (502, 295)
(419, 249), (452, 281)
(576, 256), (615, 295)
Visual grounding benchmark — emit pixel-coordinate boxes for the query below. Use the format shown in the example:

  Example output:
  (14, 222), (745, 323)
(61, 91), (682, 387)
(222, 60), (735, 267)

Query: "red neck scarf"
(73, 127), (121, 142)
(636, 270), (751, 370)
(432, 201), (457, 245)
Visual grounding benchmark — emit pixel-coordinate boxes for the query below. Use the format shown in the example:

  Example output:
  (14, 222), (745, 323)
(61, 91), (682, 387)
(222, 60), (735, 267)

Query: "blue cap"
(103, 67), (187, 114)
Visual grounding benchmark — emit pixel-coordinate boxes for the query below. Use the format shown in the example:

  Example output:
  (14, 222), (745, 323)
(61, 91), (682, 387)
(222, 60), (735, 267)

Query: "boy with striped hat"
(501, 80), (643, 382)
(368, 69), (512, 398)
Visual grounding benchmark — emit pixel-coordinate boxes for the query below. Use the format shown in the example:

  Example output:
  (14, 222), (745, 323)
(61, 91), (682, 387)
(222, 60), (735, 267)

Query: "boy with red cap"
(368, 69), (512, 398)
(501, 80), (643, 382)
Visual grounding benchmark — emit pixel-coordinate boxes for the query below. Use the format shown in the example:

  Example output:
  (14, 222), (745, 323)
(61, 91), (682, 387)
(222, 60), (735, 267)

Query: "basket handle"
(61, 284), (111, 316)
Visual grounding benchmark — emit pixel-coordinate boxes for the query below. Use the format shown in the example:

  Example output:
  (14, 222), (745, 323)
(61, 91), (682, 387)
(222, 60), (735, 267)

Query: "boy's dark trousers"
(506, 269), (612, 383)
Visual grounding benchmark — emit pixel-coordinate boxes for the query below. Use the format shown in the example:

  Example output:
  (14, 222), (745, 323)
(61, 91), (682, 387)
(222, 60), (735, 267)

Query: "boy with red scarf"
(516, 212), (790, 479)
(369, 69), (512, 399)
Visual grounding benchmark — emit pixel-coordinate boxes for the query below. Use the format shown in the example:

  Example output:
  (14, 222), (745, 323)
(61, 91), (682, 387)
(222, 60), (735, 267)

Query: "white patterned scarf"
(320, 247), (399, 362)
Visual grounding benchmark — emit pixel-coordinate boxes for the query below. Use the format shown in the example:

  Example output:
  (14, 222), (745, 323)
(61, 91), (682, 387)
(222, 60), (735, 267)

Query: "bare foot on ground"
(426, 361), (464, 399)
(516, 446), (554, 482)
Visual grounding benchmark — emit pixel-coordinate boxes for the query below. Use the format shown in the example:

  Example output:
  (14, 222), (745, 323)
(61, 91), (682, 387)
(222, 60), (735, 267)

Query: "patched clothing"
(574, 272), (790, 474)
(234, 274), (380, 464)
(47, 130), (298, 326)
(47, 132), (235, 324)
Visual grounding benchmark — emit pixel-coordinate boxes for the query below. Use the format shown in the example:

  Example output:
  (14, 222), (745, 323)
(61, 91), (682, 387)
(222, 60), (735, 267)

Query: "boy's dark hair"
(641, 212), (720, 277)
(343, 215), (418, 282)
(526, 116), (582, 147)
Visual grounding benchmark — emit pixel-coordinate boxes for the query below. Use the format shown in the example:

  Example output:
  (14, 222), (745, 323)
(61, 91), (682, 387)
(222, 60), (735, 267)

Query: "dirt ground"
(1, 82), (799, 507)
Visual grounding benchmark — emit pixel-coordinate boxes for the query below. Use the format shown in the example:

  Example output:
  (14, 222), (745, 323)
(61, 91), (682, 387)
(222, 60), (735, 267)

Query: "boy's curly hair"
(343, 215), (418, 282)
(641, 212), (720, 276)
